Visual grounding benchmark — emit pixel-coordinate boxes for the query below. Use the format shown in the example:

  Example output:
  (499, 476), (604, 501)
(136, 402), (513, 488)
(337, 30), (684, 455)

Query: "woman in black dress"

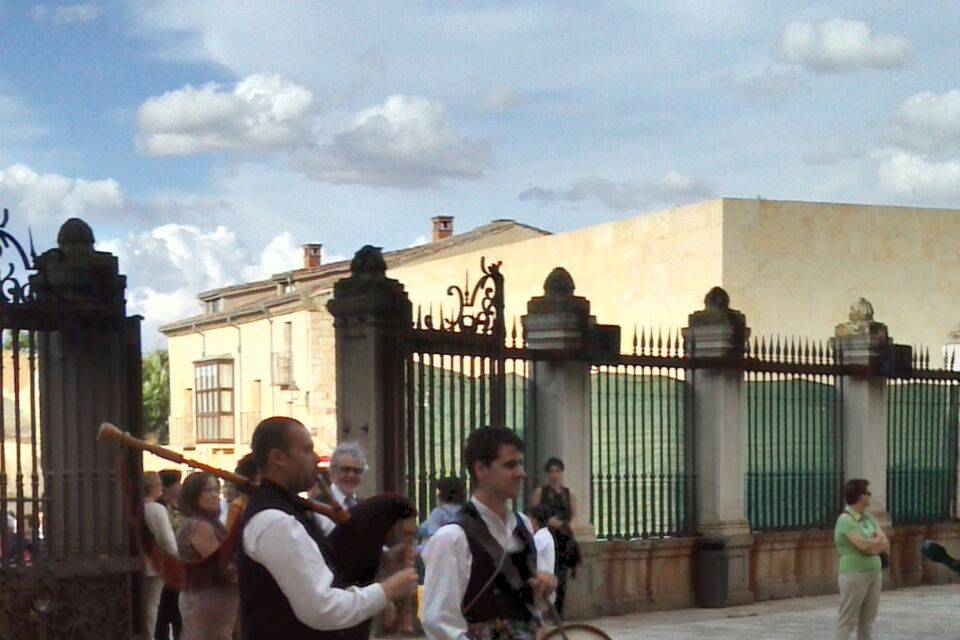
(529, 457), (580, 617)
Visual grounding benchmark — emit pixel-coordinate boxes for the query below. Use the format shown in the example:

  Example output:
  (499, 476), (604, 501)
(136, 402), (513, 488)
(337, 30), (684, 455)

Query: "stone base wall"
(565, 522), (960, 621)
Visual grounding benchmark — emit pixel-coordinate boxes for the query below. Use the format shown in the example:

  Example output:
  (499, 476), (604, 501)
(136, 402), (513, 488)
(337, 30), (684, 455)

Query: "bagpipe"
(920, 540), (960, 575)
(97, 423), (416, 592)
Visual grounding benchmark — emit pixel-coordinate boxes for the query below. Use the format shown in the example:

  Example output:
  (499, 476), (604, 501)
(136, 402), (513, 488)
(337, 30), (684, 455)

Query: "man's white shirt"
(330, 483), (359, 508)
(533, 527), (556, 605)
(242, 508), (386, 630)
(420, 497), (554, 640)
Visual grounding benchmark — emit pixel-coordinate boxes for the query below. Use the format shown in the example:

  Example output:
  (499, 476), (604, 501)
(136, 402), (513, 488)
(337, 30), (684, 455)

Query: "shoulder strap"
(457, 505), (528, 593)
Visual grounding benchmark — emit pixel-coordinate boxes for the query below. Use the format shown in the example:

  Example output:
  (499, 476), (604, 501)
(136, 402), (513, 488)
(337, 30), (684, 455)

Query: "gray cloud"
(519, 173), (714, 211)
(291, 95), (493, 189)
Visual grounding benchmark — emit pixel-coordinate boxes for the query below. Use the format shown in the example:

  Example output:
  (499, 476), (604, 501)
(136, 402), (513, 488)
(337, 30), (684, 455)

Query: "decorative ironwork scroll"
(422, 257), (504, 334)
(0, 208), (37, 304)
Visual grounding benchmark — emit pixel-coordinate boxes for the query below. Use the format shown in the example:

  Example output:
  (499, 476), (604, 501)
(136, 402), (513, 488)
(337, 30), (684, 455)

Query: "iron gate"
(398, 260), (535, 517)
(0, 211), (143, 639)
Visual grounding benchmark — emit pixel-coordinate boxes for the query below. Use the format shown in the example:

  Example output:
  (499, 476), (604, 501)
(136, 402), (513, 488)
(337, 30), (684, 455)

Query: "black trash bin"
(695, 536), (729, 608)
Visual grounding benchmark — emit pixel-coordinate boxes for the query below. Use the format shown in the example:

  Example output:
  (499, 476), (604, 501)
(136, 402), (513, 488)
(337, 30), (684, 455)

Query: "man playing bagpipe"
(420, 426), (558, 640)
(238, 417), (419, 639)
(102, 418), (419, 640)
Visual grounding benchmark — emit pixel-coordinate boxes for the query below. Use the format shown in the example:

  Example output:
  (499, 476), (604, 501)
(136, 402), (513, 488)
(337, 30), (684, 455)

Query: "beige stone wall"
(389, 200), (726, 352)
(722, 199), (960, 351)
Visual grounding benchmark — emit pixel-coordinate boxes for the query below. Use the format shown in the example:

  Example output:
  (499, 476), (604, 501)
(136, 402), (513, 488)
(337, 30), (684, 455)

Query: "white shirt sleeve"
(420, 524), (472, 640)
(313, 512), (337, 536)
(243, 509), (387, 630)
(533, 528), (555, 576)
(144, 501), (178, 556)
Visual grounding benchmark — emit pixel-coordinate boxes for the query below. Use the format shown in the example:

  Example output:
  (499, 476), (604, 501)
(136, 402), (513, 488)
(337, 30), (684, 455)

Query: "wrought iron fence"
(887, 350), (960, 525)
(743, 337), (844, 532)
(590, 329), (695, 540)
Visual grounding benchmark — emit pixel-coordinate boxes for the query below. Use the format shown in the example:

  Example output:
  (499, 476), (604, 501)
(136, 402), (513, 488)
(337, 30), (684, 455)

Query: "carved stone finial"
(543, 267), (575, 299)
(57, 218), (95, 249)
(350, 245), (386, 277)
(327, 245), (410, 322)
(704, 286), (730, 310)
(848, 298), (874, 323)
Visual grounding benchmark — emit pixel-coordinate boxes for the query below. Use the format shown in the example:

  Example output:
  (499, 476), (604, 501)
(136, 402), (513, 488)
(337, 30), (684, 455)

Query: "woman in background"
(176, 472), (239, 640)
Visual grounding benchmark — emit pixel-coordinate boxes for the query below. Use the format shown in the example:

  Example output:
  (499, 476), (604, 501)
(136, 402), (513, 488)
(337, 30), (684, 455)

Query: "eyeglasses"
(337, 466), (364, 475)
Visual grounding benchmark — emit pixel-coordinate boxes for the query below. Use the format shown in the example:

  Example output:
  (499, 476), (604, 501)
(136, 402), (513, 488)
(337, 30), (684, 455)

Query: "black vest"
(457, 503), (536, 624)
(238, 480), (352, 640)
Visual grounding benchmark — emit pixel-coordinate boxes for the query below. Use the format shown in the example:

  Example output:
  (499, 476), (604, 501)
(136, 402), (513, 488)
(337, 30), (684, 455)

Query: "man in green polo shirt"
(834, 478), (889, 640)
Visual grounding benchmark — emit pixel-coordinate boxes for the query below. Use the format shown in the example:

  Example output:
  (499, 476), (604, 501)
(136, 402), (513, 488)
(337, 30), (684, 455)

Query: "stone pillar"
(30, 219), (137, 561)
(522, 268), (595, 540)
(682, 287), (754, 606)
(833, 298), (893, 528)
(327, 246), (411, 495)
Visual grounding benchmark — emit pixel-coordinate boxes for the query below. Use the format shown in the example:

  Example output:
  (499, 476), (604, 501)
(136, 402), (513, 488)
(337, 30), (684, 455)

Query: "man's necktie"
(345, 495), (358, 508)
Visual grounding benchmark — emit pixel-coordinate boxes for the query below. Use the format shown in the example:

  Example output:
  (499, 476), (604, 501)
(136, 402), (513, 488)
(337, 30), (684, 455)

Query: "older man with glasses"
(329, 442), (367, 508)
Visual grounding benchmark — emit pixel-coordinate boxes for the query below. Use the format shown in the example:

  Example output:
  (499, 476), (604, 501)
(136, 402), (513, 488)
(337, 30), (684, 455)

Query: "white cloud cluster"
(519, 172), (714, 211)
(292, 95), (493, 188)
(32, 4), (101, 26)
(136, 73), (314, 157)
(779, 19), (911, 73)
(890, 90), (960, 154)
(878, 152), (960, 199)
(136, 76), (490, 189)
(876, 90), (960, 201)
(0, 163), (124, 224)
(99, 223), (303, 347)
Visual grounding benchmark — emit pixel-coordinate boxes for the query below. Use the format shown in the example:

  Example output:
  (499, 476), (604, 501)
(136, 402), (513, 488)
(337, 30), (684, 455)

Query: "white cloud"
(519, 172), (714, 211)
(32, 4), (101, 25)
(292, 95), (492, 189)
(99, 224), (303, 348)
(0, 163), (124, 224)
(242, 231), (302, 280)
(890, 90), (960, 154)
(877, 151), (960, 199)
(778, 19), (911, 73)
(135, 73), (314, 157)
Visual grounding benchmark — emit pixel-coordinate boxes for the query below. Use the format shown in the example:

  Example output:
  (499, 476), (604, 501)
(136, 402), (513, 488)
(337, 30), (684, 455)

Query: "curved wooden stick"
(97, 422), (349, 524)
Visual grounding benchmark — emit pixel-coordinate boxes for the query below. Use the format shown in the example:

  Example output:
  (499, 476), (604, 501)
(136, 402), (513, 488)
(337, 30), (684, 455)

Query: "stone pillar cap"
(834, 298), (889, 339)
(525, 267), (590, 316)
(30, 217), (126, 306)
(327, 245), (411, 320)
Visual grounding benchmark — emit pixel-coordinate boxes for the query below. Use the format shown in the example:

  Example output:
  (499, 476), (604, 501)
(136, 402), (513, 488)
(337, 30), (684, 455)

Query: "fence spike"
(758, 336), (766, 360)
(416, 305), (422, 329)
(789, 336), (796, 363)
(673, 329), (681, 357)
(657, 327), (663, 356)
(632, 326), (638, 356)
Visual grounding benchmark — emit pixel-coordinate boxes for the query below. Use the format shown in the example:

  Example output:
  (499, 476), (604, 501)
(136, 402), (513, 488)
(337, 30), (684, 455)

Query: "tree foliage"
(143, 350), (170, 444)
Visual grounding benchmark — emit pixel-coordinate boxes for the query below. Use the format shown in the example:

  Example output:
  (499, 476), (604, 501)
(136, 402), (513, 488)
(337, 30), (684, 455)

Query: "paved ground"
(583, 584), (960, 639)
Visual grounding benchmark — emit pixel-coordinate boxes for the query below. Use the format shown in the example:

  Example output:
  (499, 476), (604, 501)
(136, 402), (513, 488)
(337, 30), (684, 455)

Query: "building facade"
(160, 199), (960, 471)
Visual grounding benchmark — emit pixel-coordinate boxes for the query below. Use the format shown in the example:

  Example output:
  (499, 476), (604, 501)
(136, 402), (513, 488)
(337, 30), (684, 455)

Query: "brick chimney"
(302, 243), (323, 269)
(431, 216), (454, 242)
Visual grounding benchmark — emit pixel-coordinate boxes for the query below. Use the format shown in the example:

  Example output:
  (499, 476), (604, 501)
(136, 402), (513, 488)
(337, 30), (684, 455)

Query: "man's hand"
(383, 542), (416, 569)
(527, 571), (558, 601)
(380, 567), (419, 601)
(547, 517), (564, 531)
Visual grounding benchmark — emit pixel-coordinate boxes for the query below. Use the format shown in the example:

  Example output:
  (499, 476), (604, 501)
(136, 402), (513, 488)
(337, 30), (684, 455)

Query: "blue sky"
(1, 1), (959, 347)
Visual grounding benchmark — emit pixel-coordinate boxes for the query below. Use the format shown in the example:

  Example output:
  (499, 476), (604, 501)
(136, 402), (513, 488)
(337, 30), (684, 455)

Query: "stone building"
(159, 198), (960, 471)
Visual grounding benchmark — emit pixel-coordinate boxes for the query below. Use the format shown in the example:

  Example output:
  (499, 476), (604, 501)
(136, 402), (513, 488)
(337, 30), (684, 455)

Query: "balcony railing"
(271, 351), (293, 387)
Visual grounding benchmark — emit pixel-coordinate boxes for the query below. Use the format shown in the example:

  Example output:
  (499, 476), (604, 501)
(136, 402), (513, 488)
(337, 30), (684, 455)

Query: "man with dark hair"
(238, 416), (417, 638)
(155, 469), (183, 640)
(421, 426), (556, 640)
